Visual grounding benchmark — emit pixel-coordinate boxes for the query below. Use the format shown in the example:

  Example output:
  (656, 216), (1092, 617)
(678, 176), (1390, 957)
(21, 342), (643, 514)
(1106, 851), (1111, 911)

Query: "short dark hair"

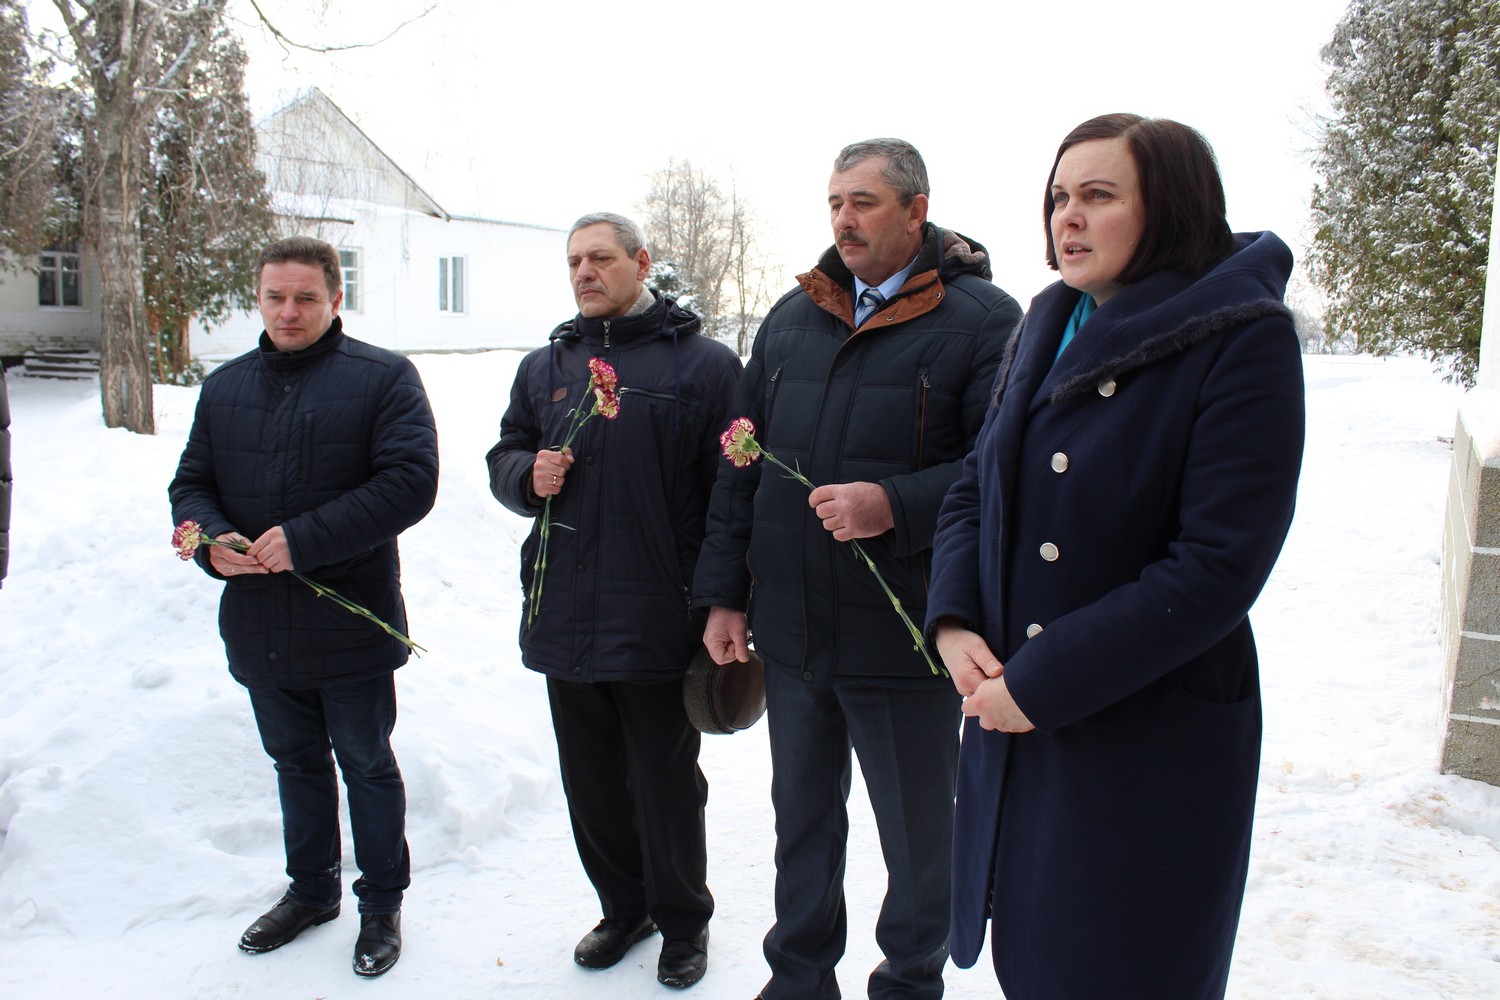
(1043, 113), (1234, 285)
(834, 138), (930, 207)
(256, 236), (342, 297)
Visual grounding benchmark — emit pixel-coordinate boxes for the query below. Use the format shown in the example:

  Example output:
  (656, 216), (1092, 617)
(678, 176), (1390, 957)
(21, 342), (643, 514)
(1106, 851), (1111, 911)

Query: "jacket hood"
(549, 289), (701, 346)
(1113, 230), (1291, 323)
(800, 224), (997, 331)
(1038, 231), (1295, 406)
(812, 222), (994, 288)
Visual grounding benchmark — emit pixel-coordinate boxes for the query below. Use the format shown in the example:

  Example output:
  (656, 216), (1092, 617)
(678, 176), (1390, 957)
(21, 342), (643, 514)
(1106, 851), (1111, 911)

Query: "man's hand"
(935, 621), (1003, 697)
(703, 606), (750, 665)
(807, 481), (893, 541)
(208, 531), (268, 578)
(532, 447), (575, 499)
(247, 526), (295, 573)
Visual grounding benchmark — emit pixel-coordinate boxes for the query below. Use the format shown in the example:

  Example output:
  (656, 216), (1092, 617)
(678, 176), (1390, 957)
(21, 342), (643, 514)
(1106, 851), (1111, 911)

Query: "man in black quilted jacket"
(169, 236), (437, 979)
(694, 140), (1022, 1000)
(487, 212), (741, 990)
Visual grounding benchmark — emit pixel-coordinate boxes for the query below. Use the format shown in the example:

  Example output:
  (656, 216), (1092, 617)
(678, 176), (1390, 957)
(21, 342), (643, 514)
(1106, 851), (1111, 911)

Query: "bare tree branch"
(244, 0), (442, 55)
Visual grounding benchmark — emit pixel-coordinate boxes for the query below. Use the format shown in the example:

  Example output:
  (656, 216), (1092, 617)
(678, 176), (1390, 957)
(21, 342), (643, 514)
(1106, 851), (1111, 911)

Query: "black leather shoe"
(352, 911), (402, 978)
(238, 895), (340, 954)
(573, 915), (656, 969)
(657, 927), (709, 989)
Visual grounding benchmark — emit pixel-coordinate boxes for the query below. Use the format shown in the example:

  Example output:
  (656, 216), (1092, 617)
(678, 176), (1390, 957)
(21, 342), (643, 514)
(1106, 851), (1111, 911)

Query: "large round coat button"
(1039, 542), (1060, 562)
(1097, 377), (1117, 397)
(1025, 623), (1044, 639)
(1050, 452), (1069, 473)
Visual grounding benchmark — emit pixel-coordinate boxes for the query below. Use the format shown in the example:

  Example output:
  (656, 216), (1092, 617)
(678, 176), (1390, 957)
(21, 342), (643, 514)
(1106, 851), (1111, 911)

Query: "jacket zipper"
(915, 367), (930, 470)
(603, 319), (611, 349)
(619, 387), (675, 402)
(766, 365), (784, 429)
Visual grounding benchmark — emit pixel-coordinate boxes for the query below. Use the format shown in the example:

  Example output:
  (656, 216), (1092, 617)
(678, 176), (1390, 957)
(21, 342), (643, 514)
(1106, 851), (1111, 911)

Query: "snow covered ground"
(2, 351), (1497, 999)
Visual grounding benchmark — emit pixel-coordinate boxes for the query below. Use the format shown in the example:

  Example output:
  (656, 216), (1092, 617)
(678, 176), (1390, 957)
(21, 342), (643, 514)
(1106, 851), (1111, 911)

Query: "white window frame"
(439, 254), (467, 315)
(38, 251), (82, 308)
(338, 248), (361, 312)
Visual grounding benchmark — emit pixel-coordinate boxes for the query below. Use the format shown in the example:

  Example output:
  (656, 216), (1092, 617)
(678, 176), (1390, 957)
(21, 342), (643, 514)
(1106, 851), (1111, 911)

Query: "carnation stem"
(756, 450), (942, 676)
(201, 536), (425, 655)
(527, 496), (553, 630)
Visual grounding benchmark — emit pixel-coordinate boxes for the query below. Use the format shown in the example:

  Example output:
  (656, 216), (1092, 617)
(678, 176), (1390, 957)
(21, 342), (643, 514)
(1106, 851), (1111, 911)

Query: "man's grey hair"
(833, 139), (930, 206)
(568, 212), (647, 257)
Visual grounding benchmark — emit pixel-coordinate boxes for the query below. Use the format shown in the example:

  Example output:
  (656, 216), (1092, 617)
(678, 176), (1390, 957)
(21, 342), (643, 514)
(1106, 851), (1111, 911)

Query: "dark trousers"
(761, 663), (960, 1000)
(546, 676), (714, 941)
(247, 673), (409, 915)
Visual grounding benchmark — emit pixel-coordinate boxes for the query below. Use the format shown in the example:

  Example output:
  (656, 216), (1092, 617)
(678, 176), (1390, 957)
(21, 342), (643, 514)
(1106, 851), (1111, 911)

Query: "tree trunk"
(93, 87), (155, 434)
(167, 314), (191, 374)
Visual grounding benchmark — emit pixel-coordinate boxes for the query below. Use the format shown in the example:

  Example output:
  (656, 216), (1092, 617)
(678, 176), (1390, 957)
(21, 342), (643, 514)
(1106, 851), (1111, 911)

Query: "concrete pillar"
(1440, 133), (1500, 785)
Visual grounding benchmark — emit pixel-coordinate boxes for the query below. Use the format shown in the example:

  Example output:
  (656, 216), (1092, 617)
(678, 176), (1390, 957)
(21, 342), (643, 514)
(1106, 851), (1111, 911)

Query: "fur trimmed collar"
(995, 299), (1292, 407)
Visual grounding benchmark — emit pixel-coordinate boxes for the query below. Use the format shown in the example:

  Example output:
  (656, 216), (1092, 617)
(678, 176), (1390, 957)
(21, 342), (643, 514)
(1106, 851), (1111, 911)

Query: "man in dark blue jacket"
(169, 236), (437, 979)
(487, 212), (741, 990)
(694, 140), (1022, 1000)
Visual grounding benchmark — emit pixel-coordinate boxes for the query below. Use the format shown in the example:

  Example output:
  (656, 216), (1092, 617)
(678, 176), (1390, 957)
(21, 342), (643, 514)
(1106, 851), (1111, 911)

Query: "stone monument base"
(1440, 393), (1500, 786)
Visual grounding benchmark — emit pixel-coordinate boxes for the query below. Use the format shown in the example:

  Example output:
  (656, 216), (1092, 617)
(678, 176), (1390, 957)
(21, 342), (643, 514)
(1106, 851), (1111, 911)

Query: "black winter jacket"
(693, 224), (1022, 679)
(169, 319), (439, 689)
(488, 292), (743, 683)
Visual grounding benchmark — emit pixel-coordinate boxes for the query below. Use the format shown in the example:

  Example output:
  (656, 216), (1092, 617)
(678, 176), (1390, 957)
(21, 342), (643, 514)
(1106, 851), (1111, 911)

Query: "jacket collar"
(996, 232), (1293, 410)
(798, 223), (994, 332)
(551, 290), (701, 347)
(258, 316), (344, 372)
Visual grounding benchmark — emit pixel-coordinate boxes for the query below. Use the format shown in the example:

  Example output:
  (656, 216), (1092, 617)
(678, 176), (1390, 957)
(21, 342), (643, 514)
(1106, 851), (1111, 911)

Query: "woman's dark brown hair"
(1044, 113), (1234, 287)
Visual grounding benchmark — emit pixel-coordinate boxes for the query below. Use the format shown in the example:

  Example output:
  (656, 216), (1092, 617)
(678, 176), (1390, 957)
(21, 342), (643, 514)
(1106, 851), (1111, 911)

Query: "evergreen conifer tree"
(1309, 0), (1499, 384)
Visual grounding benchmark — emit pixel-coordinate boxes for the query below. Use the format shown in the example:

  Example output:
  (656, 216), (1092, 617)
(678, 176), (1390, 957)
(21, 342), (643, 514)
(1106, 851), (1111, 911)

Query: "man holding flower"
(693, 140), (1022, 1000)
(169, 236), (438, 978)
(486, 212), (741, 990)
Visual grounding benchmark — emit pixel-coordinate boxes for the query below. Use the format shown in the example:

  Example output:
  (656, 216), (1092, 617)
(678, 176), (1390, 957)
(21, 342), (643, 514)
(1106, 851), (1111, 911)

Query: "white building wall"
(190, 209), (577, 359)
(6, 89), (585, 362)
(0, 254), (103, 356)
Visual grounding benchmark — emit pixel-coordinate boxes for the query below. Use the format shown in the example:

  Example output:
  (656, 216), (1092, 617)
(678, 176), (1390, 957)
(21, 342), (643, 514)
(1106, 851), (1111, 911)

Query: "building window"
(439, 255), (466, 314)
(338, 248), (361, 312)
(38, 251), (82, 307)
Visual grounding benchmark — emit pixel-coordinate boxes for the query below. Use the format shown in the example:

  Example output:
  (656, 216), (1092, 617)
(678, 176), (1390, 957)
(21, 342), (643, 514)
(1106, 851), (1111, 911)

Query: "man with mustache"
(488, 212), (741, 990)
(694, 140), (1022, 1000)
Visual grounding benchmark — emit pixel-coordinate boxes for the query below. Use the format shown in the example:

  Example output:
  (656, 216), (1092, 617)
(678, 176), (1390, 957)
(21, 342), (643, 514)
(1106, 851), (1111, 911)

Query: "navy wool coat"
(169, 320), (439, 689)
(926, 232), (1305, 998)
(488, 292), (743, 683)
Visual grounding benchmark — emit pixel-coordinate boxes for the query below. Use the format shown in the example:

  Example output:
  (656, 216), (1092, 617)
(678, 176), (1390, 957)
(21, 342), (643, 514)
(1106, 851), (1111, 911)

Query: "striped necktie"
(856, 287), (886, 325)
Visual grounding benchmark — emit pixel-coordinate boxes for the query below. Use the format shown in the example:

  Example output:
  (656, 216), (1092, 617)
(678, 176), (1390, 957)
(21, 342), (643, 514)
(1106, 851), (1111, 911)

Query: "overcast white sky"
(44, 0), (1357, 304)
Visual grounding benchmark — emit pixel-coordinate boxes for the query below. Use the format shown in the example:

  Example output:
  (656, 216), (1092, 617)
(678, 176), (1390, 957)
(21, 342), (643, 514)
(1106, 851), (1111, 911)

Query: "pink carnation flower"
(172, 520), (204, 560)
(720, 417), (762, 468)
(588, 356), (618, 393)
(587, 357), (621, 420)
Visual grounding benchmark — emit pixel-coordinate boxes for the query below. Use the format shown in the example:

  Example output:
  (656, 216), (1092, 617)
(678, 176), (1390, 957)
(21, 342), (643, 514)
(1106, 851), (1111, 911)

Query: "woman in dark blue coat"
(926, 114), (1305, 998)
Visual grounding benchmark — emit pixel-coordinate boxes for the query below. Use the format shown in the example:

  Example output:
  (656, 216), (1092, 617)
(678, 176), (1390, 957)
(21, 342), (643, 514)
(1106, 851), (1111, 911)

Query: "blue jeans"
(247, 674), (409, 915)
(761, 663), (960, 1000)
